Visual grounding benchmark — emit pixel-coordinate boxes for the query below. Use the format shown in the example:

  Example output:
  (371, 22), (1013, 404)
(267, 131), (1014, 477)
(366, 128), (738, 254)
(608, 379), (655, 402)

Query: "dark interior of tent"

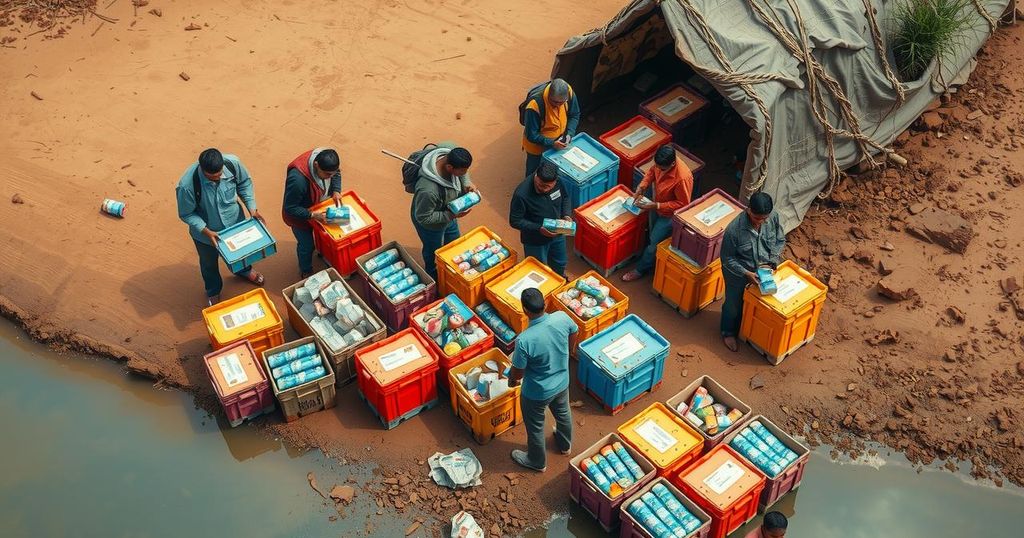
(559, 7), (750, 200)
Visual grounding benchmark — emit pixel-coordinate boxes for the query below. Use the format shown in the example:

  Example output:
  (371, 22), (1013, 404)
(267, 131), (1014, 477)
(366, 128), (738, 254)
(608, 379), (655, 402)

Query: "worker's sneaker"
(206, 294), (221, 307)
(510, 450), (546, 472)
(722, 335), (739, 352)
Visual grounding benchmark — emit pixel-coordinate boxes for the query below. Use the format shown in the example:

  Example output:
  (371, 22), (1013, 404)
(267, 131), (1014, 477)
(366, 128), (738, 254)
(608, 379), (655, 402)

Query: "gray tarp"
(552, 0), (1009, 232)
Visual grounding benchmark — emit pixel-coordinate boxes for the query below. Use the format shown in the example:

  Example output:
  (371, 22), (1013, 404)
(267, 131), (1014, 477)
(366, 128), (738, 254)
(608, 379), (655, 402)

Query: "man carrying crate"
(621, 145), (694, 282)
(508, 288), (577, 472)
(720, 192), (786, 352)
(508, 161), (572, 278)
(520, 79), (581, 177)
(281, 148), (342, 279)
(175, 148), (266, 306)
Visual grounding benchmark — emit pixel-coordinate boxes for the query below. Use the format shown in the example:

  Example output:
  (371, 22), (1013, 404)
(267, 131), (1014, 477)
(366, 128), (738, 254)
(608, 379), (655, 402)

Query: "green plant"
(889, 0), (977, 81)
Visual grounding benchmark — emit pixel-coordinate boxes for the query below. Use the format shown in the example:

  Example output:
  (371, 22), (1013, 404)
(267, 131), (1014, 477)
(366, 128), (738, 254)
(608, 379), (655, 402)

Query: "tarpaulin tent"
(552, 0), (1010, 232)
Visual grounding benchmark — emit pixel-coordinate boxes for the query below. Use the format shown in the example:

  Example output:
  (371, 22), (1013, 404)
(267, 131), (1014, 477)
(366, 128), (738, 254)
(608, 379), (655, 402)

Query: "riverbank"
(2, 2), (1022, 535)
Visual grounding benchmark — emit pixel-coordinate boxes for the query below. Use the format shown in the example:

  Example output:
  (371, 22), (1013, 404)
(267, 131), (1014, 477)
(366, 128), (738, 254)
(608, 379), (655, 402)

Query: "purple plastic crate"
(618, 478), (712, 538)
(670, 189), (745, 268)
(569, 433), (657, 532)
(356, 241), (437, 332)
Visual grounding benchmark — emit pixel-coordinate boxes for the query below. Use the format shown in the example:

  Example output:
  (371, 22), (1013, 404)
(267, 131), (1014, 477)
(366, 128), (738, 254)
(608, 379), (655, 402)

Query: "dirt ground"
(2, 2), (1023, 536)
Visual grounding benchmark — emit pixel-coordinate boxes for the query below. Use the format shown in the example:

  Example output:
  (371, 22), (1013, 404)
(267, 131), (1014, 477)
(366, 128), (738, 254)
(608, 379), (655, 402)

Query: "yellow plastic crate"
(202, 288), (284, 356)
(447, 349), (522, 444)
(652, 239), (725, 317)
(739, 260), (827, 365)
(551, 270), (629, 358)
(617, 402), (704, 478)
(483, 257), (566, 333)
(434, 226), (518, 308)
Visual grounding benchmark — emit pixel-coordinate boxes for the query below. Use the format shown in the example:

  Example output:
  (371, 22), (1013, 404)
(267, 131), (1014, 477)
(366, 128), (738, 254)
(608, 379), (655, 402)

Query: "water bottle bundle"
(416, 298), (488, 356)
(364, 249), (427, 301)
(728, 421), (799, 478)
(265, 342), (328, 390)
(451, 239), (510, 277)
(473, 301), (517, 343)
(447, 191), (482, 214)
(578, 441), (646, 499)
(324, 205), (350, 224)
(454, 359), (511, 404)
(626, 482), (703, 538)
(294, 270), (380, 353)
(542, 218), (576, 235)
(675, 386), (743, 436)
(556, 276), (617, 320)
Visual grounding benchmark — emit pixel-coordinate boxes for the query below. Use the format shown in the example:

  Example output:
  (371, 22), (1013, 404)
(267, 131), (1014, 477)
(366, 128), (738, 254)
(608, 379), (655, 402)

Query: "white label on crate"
(563, 146), (598, 172)
(657, 95), (693, 117)
(594, 196), (629, 223)
(217, 353), (248, 387)
(219, 303), (266, 331)
(223, 225), (263, 253)
(618, 125), (657, 150)
(335, 204), (367, 235)
(773, 274), (809, 303)
(693, 200), (734, 227)
(378, 344), (423, 372)
(633, 418), (678, 454)
(601, 333), (644, 365)
(703, 460), (746, 495)
(505, 271), (549, 300)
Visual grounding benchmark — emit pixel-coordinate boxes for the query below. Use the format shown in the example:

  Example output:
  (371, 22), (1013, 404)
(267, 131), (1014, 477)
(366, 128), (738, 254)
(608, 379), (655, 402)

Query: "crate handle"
(238, 390), (258, 404)
(296, 384), (319, 399)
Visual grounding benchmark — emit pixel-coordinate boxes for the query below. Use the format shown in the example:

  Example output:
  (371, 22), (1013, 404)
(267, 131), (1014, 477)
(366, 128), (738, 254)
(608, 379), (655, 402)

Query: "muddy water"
(1, 319), (1022, 537)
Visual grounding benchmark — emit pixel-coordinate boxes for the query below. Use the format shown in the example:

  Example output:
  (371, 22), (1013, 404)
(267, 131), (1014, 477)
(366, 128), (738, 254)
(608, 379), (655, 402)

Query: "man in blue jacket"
(175, 148), (265, 306)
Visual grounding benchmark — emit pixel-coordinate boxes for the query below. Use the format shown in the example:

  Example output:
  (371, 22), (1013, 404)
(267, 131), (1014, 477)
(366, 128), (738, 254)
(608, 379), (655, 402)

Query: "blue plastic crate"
(577, 314), (669, 412)
(216, 218), (277, 273)
(542, 133), (619, 209)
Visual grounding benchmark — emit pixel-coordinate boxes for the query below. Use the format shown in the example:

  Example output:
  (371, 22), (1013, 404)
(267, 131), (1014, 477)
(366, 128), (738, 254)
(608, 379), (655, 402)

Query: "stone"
(877, 274), (917, 301)
(966, 110), (985, 121)
(908, 203), (926, 215)
(879, 241), (895, 251)
(749, 374), (765, 390)
(945, 306), (965, 324)
(877, 258), (897, 276)
(11, 193), (24, 204)
(905, 207), (973, 254)
(918, 111), (943, 131)
(851, 249), (875, 266)
(329, 485), (355, 504)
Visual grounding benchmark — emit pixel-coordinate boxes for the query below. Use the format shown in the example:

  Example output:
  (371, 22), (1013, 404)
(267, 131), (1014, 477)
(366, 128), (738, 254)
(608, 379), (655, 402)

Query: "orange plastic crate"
(483, 257), (566, 333)
(573, 185), (647, 276)
(598, 115), (672, 187)
(311, 191), (382, 277)
(739, 260), (827, 365)
(617, 402), (704, 479)
(201, 288), (284, 356)
(550, 270), (629, 358)
(409, 295), (495, 393)
(447, 349), (522, 444)
(434, 226), (518, 308)
(651, 239), (724, 318)
(672, 445), (766, 538)
(354, 329), (440, 429)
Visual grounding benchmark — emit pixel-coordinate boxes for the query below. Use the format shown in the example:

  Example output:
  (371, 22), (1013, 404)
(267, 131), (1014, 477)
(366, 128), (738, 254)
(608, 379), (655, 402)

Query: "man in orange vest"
(522, 79), (581, 177)
(282, 148), (342, 278)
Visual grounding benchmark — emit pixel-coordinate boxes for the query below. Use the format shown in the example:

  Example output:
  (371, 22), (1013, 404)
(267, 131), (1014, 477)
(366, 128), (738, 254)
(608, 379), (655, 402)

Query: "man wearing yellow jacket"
(522, 79), (581, 177)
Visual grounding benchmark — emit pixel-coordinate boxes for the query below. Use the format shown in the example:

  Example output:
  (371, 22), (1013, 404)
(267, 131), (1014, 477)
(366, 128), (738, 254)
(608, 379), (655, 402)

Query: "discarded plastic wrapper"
(428, 448), (483, 489)
(450, 511), (485, 538)
(542, 218), (576, 235)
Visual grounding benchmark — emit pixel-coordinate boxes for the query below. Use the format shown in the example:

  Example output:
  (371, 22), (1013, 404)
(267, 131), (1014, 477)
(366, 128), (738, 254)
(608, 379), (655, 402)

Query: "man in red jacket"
(621, 145), (694, 282)
(282, 148), (342, 278)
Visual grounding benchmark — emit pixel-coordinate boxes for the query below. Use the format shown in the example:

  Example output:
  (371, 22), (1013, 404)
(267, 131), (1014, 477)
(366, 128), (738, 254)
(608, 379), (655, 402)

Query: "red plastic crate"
(672, 445), (766, 538)
(354, 329), (440, 428)
(409, 296), (495, 393)
(569, 433), (657, 532)
(618, 477), (711, 538)
(202, 340), (275, 427)
(356, 241), (437, 332)
(670, 189), (745, 268)
(722, 415), (809, 511)
(573, 185), (648, 276)
(311, 191), (383, 277)
(599, 116), (672, 188)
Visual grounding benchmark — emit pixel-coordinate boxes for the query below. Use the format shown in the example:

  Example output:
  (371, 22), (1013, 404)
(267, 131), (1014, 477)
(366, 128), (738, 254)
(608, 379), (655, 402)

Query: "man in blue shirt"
(175, 148), (266, 306)
(509, 288), (578, 471)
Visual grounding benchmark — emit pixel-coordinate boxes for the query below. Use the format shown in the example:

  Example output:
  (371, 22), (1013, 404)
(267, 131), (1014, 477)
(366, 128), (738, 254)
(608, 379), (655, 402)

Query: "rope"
(971, 0), (998, 32)
(862, 0), (906, 107)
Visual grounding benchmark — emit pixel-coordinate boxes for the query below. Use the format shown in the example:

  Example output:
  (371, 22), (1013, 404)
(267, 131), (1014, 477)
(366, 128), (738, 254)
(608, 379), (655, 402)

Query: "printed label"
(657, 95), (693, 117)
(634, 418), (678, 454)
(594, 196), (629, 224)
(219, 303), (266, 331)
(378, 344), (424, 372)
(693, 200), (735, 227)
(549, 190), (561, 201)
(335, 204), (367, 235)
(216, 353), (248, 388)
(563, 146), (598, 172)
(773, 274), (810, 303)
(601, 333), (644, 365)
(223, 225), (263, 253)
(505, 271), (548, 300)
(703, 460), (746, 495)
(618, 125), (656, 150)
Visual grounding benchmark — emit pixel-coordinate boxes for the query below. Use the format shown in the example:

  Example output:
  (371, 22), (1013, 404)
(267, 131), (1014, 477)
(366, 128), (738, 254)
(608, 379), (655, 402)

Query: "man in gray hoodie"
(410, 145), (477, 278)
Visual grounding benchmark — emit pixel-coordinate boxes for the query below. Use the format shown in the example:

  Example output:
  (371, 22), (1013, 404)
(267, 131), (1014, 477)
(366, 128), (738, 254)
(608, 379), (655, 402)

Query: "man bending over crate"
(282, 147), (342, 279)
(176, 148), (266, 306)
(719, 192), (785, 352)
(508, 288), (578, 472)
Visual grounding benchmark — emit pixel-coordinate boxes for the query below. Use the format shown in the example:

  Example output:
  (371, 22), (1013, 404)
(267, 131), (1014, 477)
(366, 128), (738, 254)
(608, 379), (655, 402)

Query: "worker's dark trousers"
(525, 152), (543, 179)
(720, 275), (747, 337)
(291, 227), (316, 275)
(193, 239), (251, 298)
(521, 388), (572, 470)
